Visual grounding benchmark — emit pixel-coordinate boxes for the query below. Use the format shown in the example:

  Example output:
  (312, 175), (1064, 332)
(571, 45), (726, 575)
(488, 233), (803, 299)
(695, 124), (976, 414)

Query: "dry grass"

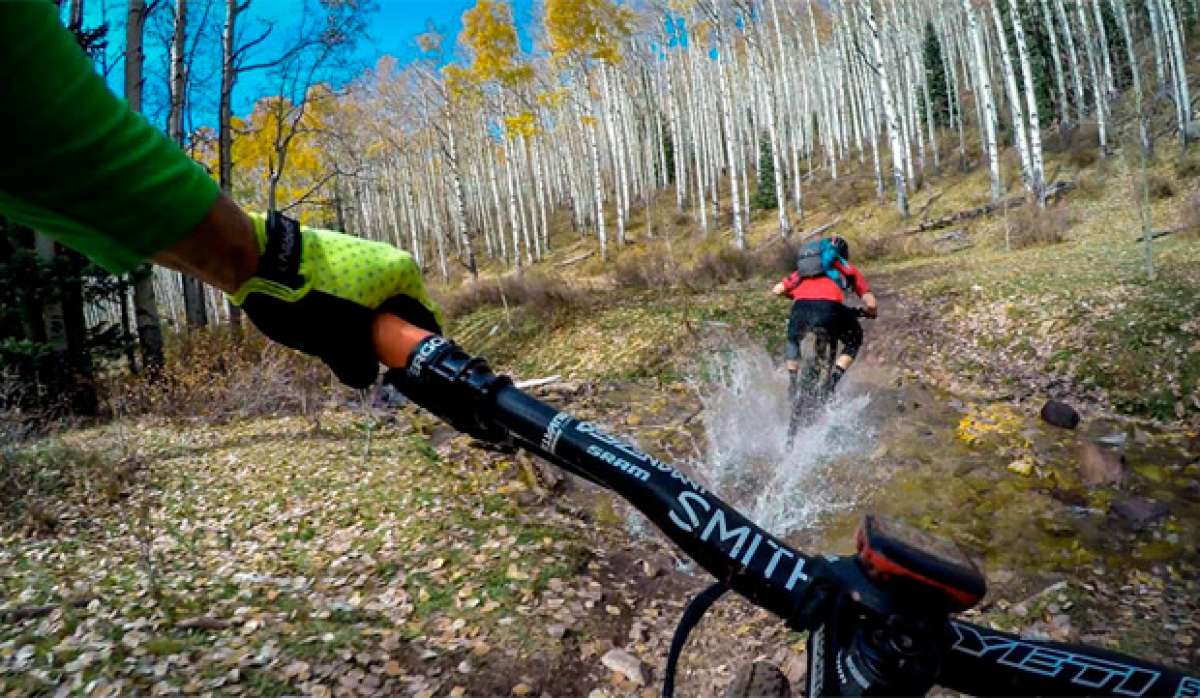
(612, 245), (679, 288)
(857, 233), (908, 262)
(1004, 202), (1074, 249)
(103, 327), (335, 421)
(1179, 191), (1200, 237)
(1174, 153), (1200, 180)
(440, 272), (588, 320)
(1146, 172), (1177, 200)
(608, 236), (797, 290)
(1044, 122), (1102, 169)
(0, 440), (135, 534)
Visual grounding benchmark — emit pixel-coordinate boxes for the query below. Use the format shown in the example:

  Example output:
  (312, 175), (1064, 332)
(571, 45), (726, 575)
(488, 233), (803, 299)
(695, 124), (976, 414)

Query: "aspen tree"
(990, 0), (1033, 194)
(124, 0), (165, 371)
(1037, 0), (1069, 128)
(963, 0), (1003, 201)
(1010, 0), (1045, 204)
(860, 0), (909, 218)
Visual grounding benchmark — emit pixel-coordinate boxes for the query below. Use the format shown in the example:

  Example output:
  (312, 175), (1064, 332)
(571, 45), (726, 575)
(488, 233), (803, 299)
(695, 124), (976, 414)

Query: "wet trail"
(584, 284), (1200, 693)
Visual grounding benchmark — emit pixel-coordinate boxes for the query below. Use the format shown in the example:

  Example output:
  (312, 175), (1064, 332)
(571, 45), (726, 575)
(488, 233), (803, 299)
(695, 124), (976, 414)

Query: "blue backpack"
(795, 238), (848, 289)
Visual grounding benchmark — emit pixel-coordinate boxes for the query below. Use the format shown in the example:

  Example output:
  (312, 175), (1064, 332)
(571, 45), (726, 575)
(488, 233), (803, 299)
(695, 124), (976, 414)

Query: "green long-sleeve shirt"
(0, 1), (220, 273)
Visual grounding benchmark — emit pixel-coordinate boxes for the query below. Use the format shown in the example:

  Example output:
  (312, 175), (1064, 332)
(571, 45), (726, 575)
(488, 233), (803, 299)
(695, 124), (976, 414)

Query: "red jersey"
(780, 259), (872, 303)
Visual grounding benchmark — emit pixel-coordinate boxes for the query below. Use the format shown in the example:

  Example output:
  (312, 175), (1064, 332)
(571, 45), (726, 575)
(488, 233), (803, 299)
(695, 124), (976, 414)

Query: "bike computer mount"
(856, 514), (986, 613)
(804, 514), (987, 697)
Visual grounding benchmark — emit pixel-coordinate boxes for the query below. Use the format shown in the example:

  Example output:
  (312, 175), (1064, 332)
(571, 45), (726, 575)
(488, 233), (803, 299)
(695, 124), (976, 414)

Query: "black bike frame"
(392, 333), (1198, 697)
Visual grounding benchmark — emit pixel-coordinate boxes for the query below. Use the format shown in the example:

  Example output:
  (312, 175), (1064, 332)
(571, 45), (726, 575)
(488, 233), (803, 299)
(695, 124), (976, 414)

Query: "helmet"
(828, 235), (849, 261)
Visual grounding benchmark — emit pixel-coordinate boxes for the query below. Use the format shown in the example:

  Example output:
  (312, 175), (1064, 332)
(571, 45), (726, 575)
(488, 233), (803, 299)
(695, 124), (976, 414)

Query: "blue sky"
(85, 0), (537, 127)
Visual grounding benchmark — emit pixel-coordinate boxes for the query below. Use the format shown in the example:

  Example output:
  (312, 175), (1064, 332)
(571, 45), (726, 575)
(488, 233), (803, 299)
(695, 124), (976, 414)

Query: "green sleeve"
(0, 2), (220, 274)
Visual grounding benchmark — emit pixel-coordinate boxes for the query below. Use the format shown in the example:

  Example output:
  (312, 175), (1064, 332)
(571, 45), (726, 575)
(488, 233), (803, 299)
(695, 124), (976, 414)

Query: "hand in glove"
(229, 212), (442, 388)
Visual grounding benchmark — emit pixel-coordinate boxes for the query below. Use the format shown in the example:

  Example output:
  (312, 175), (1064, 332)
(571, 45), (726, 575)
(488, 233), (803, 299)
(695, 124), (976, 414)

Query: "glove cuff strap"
(257, 211), (305, 289)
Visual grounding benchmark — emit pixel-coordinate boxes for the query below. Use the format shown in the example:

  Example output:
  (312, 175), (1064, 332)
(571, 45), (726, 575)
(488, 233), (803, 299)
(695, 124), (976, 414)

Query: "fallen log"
(1, 595), (96, 622)
(515, 375), (562, 390)
(792, 217), (843, 241)
(555, 250), (595, 267)
(899, 181), (1075, 236)
(176, 616), (232, 631)
(1132, 228), (1181, 242)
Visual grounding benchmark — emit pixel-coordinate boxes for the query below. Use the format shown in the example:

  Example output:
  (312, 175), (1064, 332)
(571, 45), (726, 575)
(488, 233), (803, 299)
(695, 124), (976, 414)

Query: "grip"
(372, 313), (434, 369)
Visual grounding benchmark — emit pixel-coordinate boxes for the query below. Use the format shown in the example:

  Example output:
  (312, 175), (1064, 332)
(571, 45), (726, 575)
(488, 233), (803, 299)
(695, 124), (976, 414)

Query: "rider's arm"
(774, 272), (800, 298)
(0, 3), (228, 278)
(839, 261), (878, 316)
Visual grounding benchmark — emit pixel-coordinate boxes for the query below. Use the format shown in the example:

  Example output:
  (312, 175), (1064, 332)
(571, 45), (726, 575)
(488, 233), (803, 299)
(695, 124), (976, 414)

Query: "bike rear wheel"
(786, 332), (838, 446)
(724, 661), (791, 698)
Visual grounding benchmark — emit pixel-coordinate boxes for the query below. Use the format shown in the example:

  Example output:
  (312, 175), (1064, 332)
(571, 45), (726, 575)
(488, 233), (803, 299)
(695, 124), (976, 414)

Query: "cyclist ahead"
(771, 235), (878, 400)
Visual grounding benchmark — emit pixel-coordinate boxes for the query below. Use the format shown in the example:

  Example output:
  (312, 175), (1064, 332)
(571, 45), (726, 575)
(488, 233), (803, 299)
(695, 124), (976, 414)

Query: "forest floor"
(3, 150), (1200, 695)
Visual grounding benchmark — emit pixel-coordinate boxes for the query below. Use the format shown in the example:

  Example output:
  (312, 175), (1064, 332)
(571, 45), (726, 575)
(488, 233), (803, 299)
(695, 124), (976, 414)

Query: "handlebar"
(372, 313), (1197, 697)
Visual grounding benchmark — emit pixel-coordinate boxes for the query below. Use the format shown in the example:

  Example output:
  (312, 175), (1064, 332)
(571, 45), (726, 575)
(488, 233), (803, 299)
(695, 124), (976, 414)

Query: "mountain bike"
(785, 308), (872, 449)
(373, 313), (1198, 697)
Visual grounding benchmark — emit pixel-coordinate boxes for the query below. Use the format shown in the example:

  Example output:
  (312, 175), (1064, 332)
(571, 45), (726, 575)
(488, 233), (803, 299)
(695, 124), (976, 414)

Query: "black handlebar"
(388, 334), (1197, 697)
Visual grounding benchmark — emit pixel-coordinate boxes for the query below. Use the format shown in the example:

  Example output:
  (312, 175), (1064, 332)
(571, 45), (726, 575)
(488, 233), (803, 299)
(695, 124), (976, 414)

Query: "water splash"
(695, 344), (877, 536)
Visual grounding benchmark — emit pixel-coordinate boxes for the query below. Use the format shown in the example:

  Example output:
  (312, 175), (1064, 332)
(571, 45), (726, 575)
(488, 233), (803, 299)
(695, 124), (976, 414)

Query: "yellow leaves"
(504, 111), (539, 139)
(537, 88), (569, 109)
(956, 404), (1026, 447)
(544, 0), (633, 65)
(443, 64), (482, 104)
(461, 0), (530, 86)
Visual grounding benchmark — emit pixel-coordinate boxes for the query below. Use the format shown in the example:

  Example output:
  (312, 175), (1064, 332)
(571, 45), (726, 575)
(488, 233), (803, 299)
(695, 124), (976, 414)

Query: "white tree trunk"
(1054, 0), (1086, 123)
(1010, 0), (1045, 204)
(1076, 1), (1108, 152)
(991, 0), (1033, 194)
(862, 0), (909, 218)
(713, 14), (746, 247)
(1160, 0), (1193, 144)
(1037, 0), (1069, 127)
(1112, 0), (1152, 155)
(964, 0), (1003, 201)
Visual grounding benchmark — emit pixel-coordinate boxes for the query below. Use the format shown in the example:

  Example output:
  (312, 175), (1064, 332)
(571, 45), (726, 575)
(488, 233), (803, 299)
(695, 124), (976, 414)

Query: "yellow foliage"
(443, 64), (482, 104)
(955, 404), (1026, 447)
(504, 111), (539, 139)
(227, 85), (342, 225)
(536, 88), (569, 109)
(544, 0), (632, 65)
(461, 0), (531, 86)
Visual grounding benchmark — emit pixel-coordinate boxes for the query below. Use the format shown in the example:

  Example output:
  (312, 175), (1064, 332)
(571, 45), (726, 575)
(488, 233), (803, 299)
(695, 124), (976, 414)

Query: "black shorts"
(785, 300), (863, 361)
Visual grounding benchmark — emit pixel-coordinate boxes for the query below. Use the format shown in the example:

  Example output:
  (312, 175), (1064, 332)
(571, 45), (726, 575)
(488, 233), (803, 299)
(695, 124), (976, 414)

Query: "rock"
(640, 555), (670, 578)
(1007, 457), (1035, 477)
(628, 622), (646, 643)
(601, 648), (646, 686)
(1110, 496), (1169, 529)
(990, 569), (1015, 586)
(547, 624), (567, 640)
(375, 383), (408, 408)
(781, 650), (807, 685)
(1078, 441), (1125, 486)
(1095, 432), (1128, 448)
(1040, 400), (1080, 429)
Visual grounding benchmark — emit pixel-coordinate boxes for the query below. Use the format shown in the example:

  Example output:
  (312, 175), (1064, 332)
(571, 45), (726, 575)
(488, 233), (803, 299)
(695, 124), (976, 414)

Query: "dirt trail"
(500, 276), (1199, 696)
